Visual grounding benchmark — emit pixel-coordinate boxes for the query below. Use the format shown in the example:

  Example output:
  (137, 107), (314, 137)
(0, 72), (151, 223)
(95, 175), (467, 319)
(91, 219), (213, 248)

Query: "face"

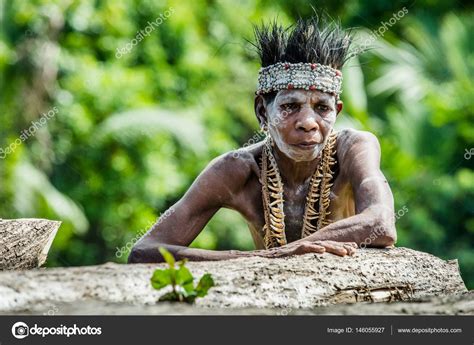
(256, 89), (342, 162)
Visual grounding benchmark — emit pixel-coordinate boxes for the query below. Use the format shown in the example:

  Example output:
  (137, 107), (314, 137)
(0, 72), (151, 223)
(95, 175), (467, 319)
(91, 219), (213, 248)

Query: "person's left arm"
(293, 129), (397, 248)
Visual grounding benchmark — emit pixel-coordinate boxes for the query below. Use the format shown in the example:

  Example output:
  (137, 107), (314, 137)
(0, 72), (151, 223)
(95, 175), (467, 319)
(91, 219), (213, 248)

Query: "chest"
(281, 183), (310, 242)
(234, 172), (354, 247)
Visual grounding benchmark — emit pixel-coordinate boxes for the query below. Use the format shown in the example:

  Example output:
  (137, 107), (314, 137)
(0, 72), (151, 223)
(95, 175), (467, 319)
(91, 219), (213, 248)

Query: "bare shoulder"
(337, 128), (380, 150)
(336, 128), (380, 160)
(203, 141), (263, 191)
(336, 129), (382, 178)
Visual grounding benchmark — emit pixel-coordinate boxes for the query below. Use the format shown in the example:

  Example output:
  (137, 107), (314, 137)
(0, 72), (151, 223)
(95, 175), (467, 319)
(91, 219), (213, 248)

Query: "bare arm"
(128, 150), (347, 262)
(294, 130), (397, 248)
(128, 152), (263, 263)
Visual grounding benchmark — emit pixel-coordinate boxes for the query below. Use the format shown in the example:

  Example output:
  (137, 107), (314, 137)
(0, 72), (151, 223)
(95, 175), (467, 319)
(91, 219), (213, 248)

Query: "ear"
(254, 95), (268, 128)
(336, 100), (343, 116)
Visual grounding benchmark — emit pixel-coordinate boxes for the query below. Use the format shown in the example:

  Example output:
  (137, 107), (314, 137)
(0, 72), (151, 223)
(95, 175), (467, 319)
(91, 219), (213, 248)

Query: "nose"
(295, 108), (319, 132)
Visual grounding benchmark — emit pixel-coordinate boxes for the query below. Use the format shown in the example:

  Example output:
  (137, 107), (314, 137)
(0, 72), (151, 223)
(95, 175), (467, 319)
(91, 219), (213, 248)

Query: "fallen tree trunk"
(0, 247), (467, 313)
(4, 291), (472, 315)
(0, 219), (61, 270)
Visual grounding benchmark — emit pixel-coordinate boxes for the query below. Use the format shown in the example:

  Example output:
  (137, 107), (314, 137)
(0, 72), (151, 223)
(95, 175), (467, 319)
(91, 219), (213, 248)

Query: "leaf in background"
(13, 159), (89, 234)
(150, 268), (172, 290)
(440, 14), (470, 82)
(366, 32), (426, 103)
(341, 55), (369, 125)
(196, 273), (215, 297)
(93, 107), (207, 154)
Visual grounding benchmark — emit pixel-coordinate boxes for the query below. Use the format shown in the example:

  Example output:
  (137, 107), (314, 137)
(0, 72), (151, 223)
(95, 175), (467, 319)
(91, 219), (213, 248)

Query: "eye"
(281, 103), (299, 113)
(316, 104), (330, 112)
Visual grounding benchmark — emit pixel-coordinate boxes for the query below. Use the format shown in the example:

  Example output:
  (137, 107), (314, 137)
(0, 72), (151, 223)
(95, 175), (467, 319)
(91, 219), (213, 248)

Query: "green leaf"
(14, 160), (89, 234)
(159, 247), (175, 268)
(150, 268), (172, 290)
(94, 107), (207, 154)
(183, 294), (197, 304)
(176, 264), (194, 286)
(195, 274), (215, 297)
(182, 287), (197, 297)
(182, 281), (195, 294)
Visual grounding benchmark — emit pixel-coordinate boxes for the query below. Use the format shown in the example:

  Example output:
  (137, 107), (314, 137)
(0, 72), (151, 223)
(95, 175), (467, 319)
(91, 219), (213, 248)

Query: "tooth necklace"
(260, 130), (338, 249)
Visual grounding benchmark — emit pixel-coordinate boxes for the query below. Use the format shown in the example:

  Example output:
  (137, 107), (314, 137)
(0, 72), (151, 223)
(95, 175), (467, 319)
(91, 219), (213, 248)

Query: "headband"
(256, 62), (342, 97)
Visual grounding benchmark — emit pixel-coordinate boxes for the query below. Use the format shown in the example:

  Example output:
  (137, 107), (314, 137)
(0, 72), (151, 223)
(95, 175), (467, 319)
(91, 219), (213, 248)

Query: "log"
(0, 247), (468, 314)
(4, 291), (472, 315)
(0, 218), (61, 270)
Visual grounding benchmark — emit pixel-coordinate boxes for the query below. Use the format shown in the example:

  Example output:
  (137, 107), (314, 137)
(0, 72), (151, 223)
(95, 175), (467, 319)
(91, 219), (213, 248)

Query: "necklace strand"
(260, 131), (338, 249)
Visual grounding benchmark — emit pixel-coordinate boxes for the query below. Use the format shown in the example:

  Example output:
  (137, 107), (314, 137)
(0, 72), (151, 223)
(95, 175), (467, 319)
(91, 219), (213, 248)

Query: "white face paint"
(265, 89), (337, 162)
(268, 123), (326, 162)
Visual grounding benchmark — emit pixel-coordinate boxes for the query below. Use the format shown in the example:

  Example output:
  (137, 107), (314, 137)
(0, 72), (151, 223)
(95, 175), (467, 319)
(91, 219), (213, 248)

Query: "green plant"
(150, 247), (215, 303)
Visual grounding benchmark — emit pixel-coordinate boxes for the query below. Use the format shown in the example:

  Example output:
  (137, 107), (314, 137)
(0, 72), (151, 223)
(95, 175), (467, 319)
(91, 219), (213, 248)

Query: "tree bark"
(0, 218), (61, 270)
(5, 291), (472, 315)
(0, 247), (467, 313)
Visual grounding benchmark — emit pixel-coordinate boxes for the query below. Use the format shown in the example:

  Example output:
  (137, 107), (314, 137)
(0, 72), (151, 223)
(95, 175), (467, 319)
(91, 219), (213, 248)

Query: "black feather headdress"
(252, 14), (355, 70)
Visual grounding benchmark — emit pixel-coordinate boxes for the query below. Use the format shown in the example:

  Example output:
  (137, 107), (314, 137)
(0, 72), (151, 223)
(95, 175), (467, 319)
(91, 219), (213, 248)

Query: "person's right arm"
(127, 151), (269, 263)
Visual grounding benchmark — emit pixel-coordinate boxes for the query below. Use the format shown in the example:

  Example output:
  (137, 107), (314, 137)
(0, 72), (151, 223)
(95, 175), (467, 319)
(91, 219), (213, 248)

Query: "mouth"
(292, 141), (320, 151)
(290, 132), (324, 151)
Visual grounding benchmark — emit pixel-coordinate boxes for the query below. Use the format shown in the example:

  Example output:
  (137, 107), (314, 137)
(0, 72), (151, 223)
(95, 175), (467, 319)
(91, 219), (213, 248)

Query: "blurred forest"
(0, 0), (473, 288)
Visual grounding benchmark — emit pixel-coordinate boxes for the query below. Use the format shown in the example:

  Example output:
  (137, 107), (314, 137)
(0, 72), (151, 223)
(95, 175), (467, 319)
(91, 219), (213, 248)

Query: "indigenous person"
(128, 16), (396, 263)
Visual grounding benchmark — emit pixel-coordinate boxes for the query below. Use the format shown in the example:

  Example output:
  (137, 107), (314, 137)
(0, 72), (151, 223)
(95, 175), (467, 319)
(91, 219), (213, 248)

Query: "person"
(128, 15), (396, 263)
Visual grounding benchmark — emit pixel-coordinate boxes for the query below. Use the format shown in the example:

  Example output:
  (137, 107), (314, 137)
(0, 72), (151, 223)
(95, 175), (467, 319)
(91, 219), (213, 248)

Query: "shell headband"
(256, 62), (343, 97)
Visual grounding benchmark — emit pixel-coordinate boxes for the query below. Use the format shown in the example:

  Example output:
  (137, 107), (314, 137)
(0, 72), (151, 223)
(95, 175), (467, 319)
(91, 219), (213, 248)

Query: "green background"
(0, 0), (473, 289)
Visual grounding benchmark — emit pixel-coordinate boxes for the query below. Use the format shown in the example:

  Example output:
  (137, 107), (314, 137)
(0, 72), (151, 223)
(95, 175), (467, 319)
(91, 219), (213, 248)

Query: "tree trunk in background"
(0, 219), (61, 270)
(0, 247), (467, 314)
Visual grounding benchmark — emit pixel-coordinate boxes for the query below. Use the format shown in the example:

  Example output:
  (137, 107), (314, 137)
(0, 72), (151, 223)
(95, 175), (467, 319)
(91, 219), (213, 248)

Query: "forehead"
(274, 89), (335, 104)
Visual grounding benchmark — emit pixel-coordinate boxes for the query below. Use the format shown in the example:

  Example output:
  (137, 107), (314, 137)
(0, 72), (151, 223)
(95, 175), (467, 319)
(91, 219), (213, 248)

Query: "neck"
(272, 144), (321, 189)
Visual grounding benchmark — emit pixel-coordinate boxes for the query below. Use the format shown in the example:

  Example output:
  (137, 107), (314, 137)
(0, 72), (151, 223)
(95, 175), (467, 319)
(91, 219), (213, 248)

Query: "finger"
(347, 242), (358, 248)
(307, 244), (326, 254)
(295, 243), (325, 255)
(322, 243), (348, 257)
(343, 244), (356, 256)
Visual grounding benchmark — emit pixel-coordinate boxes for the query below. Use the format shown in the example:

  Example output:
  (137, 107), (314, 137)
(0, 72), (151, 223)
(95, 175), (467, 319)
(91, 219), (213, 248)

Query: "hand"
(265, 240), (357, 258)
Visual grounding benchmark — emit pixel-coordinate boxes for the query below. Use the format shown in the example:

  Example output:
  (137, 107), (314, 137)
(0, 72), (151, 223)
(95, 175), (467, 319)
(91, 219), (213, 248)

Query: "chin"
(281, 144), (324, 162)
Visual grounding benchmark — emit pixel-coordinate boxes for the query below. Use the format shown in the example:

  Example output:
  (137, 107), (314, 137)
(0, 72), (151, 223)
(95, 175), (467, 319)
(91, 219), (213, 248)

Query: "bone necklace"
(260, 131), (338, 249)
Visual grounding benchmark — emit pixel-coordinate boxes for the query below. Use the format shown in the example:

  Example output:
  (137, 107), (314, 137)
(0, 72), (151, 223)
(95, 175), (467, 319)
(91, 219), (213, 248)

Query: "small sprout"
(150, 247), (215, 303)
